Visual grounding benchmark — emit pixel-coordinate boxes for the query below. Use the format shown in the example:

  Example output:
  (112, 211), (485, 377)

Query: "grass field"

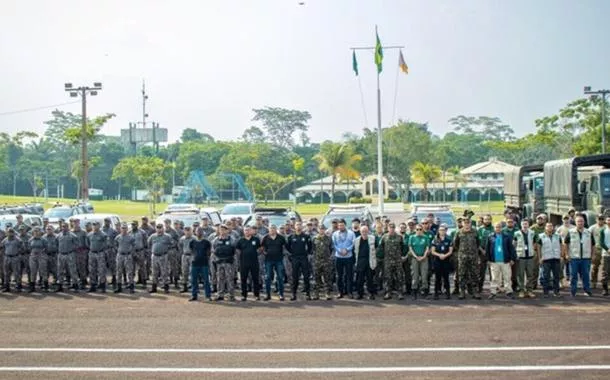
(1, 195), (507, 223)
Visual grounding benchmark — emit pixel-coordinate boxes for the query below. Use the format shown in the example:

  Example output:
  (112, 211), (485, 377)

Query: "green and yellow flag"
(375, 29), (383, 73)
(352, 50), (359, 76)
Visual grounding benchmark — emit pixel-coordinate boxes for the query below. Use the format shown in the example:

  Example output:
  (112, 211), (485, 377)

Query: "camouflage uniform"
(213, 236), (235, 300)
(402, 231), (415, 295)
(312, 233), (333, 299)
(530, 223), (546, 287)
(373, 233), (384, 292)
(381, 233), (405, 298)
(148, 232), (172, 291)
(57, 231), (80, 289)
(28, 236), (48, 289)
(0, 230), (5, 285)
(165, 226), (181, 286)
(72, 228), (89, 286)
(43, 233), (59, 285)
(87, 230), (108, 288)
(129, 227), (148, 284)
(200, 225), (215, 239)
(140, 223), (155, 280)
(103, 225), (118, 284)
(18, 230), (31, 284)
(2, 237), (23, 290)
(115, 233), (136, 289)
(454, 228), (481, 297)
(179, 234), (195, 288)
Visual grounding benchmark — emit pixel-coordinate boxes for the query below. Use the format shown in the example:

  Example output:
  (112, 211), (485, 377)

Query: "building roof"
(460, 157), (518, 175)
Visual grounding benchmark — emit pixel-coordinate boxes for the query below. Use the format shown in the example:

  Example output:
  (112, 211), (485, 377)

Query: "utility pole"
(64, 82), (102, 201)
(351, 27), (404, 216)
(584, 86), (609, 154)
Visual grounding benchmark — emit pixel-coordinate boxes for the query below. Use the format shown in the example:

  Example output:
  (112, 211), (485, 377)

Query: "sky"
(0, 0), (609, 145)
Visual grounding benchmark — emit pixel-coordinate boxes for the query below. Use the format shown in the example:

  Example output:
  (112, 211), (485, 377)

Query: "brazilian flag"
(375, 29), (383, 73)
(352, 50), (358, 76)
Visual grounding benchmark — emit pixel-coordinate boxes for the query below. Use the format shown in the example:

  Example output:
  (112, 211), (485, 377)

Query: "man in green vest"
(513, 219), (537, 298)
(477, 214), (494, 293)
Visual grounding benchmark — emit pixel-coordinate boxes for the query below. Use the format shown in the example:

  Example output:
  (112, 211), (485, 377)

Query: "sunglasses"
(416, 228), (423, 231)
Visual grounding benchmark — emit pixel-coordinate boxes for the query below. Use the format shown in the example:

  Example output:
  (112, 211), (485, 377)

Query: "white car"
(0, 214), (42, 231)
(220, 202), (255, 222)
(43, 206), (85, 228)
(69, 213), (122, 228)
(163, 203), (198, 214)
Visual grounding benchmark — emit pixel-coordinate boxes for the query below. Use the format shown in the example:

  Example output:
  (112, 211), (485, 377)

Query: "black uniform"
(236, 236), (261, 298)
(287, 233), (313, 297)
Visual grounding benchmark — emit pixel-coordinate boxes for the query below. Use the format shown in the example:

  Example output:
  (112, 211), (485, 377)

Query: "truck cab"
(579, 168), (610, 221)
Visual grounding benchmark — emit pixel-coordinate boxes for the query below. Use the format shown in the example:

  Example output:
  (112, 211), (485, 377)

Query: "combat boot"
(603, 284), (608, 296)
(87, 284), (97, 293)
(149, 284), (158, 293)
(111, 276), (117, 289)
(129, 284), (135, 294)
(15, 283), (22, 292)
(114, 284), (122, 294)
(43, 281), (49, 292)
(180, 284), (188, 293)
(2, 285), (10, 293)
(99, 283), (106, 293)
(325, 293), (332, 301)
(141, 280), (147, 288)
(164, 284), (170, 294)
(458, 288), (466, 300)
(174, 278), (179, 289)
(28, 282), (35, 293)
(312, 292), (320, 300)
(264, 293), (271, 301)
(71, 283), (79, 292)
(54, 284), (63, 293)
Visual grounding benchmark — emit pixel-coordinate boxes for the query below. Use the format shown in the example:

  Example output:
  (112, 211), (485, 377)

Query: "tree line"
(0, 95), (606, 202)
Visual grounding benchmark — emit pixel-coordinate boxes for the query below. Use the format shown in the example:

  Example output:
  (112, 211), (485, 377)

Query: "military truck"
(504, 164), (544, 220)
(544, 154), (610, 226)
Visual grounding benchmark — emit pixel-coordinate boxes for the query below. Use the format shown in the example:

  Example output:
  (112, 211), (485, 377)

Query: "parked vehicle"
(220, 202), (256, 222)
(504, 164), (544, 220)
(320, 204), (374, 227)
(69, 213), (122, 227)
(0, 214), (43, 230)
(43, 205), (86, 227)
(244, 207), (302, 227)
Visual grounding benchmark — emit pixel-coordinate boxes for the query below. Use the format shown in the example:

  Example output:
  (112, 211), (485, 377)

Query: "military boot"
(149, 284), (158, 293)
(71, 283), (79, 292)
(180, 284), (188, 293)
(15, 283), (22, 292)
(603, 284), (608, 296)
(458, 288), (466, 300)
(111, 276), (117, 289)
(114, 284), (122, 294)
(129, 284), (135, 294)
(54, 284), (63, 293)
(28, 282), (35, 293)
(43, 281), (49, 292)
(87, 284), (97, 293)
(164, 284), (170, 294)
(99, 283), (106, 293)
(2, 285), (10, 293)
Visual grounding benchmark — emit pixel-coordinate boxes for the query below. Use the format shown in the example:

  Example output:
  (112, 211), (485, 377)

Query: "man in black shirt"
(287, 222), (313, 301)
(261, 225), (287, 301)
(188, 227), (212, 302)
(236, 226), (262, 301)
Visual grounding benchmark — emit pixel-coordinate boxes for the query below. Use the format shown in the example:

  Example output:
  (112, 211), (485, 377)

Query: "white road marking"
(0, 345), (609, 353)
(0, 365), (609, 372)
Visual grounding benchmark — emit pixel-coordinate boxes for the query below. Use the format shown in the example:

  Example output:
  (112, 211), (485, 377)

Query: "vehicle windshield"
(247, 214), (292, 227)
(158, 214), (200, 226)
(321, 213), (360, 228)
(414, 212), (456, 228)
(222, 205), (251, 215)
(44, 208), (72, 218)
(600, 173), (610, 198)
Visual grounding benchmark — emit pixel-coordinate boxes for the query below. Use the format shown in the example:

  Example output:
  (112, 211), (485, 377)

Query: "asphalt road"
(1, 287), (609, 380)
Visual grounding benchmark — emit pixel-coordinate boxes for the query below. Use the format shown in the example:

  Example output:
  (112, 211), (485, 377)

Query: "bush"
(349, 196), (372, 204)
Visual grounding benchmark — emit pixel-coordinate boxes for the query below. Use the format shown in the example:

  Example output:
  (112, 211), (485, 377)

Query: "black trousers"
(291, 256), (310, 295)
(240, 261), (260, 298)
(355, 265), (376, 296)
(335, 257), (354, 295)
(434, 258), (452, 294)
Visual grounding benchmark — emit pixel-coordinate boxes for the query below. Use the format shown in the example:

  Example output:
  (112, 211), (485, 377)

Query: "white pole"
(376, 27), (384, 216)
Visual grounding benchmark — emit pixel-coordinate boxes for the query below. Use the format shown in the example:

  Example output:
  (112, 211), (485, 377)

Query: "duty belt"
(59, 251), (72, 255)
(153, 252), (168, 256)
(90, 250), (104, 254)
(118, 251), (132, 255)
(5, 254), (19, 257)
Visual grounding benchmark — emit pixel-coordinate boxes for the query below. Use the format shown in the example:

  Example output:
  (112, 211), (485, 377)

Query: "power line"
(0, 100), (80, 116)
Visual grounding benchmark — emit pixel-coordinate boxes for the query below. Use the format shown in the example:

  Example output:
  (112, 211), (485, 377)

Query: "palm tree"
(410, 161), (442, 202)
(313, 142), (362, 203)
(447, 166), (465, 202)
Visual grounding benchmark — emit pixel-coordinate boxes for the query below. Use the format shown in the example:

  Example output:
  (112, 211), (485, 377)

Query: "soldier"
(588, 214), (605, 289)
(212, 224), (236, 301)
(563, 215), (594, 297)
(28, 227), (48, 292)
(17, 225), (31, 286)
(200, 216), (215, 238)
(287, 221), (313, 301)
(15, 214), (30, 233)
(114, 224), (136, 294)
(102, 218), (118, 289)
(373, 223), (385, 294)
(354, 225), (376, 300)
(402, 219), (416, 296)
(531, 214), (547, 289)
(236, 226), (262, 301)
(140, 216), (155, 282)
(164, 219), (181, 288)
(179, 226), (195, 293)
(56, 222), (80, 292)
(453, 218), (482, 299)
(451, 217), (464, 295)
(380, 222), (405, 300)
(2, 228), (23, 292)
(312, 224), (333, 300)
(130, 221), (148, 287)
(0, 227), (5, 287)
(71, 219), (88, 289)
(476, 214), (493, 293)
(261, 225), (287, 301)
(147, 224), (172, 293)
(86, 222), (108, 293)
(189, 227), (212, 302)
(43, 225), (59, 289)
(513, 219), (537, 298)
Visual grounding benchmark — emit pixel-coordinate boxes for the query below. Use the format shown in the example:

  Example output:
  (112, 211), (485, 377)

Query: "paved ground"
(1, 286), (609, 379)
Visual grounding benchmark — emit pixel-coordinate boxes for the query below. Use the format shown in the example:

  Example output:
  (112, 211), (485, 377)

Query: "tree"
(313, 142), (362, 203)
(181, 128), (214, 142)
(0, 131), (38, 196)
(176, 140), (228, 179)
(64, 113), (115, 144)
(245, 168), (292, 201)
(411, 161), (442, 202)
(112, 156), (170, 215)
(447, 166), (465, 202)
(449, 115), (515, 141)
(241, 126), (266, 144)
(71, 157), (102, 198)
(251, 107), (311, 149)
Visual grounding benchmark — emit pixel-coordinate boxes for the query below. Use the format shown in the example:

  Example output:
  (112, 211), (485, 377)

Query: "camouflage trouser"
(47, 253), (58, 283)
(0, 251), (4, 285)
(3, 255), (21, 288)
(402, 256), (412, 294)
(181, 254), (192, 286)
(151, 254), (169, 286)
(168, 248), (180, 281)
(20, 254), (30, 283)
(384, 258), (404, 295)
(88, 251), (107, 285)
(452, 254), (460, 290)
(592, 247), (602, 286)
(105, 248), (117, 279)
(133, 249), (147, 282)
(459, 254), (480, 294)
(145, 249), (151, 280)
(216, 262), (234, 298)
(313, 259), (333, 297)
(57, 253), (79, 287)
(602, 256), (610, 289)
(29, 253), (48, 284)
(116, 254), (134, 286)
(374, 258), (384, 292)
(75, 249), (88, 283)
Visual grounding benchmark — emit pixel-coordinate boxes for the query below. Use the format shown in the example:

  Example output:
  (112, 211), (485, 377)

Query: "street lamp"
(64, 82), (103, 201)
(584, 86), (609, 154)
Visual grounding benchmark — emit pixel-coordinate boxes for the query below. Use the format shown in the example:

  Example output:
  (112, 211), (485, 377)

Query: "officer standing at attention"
(212, 224), (236, 301)
(147, 224), (173, 294)
(179, 227), (195, 294)
(2, 228), (23, 292)
(43, 225), (59, 290)
(28, 227), (48, 293)
(102, 218), (119, 289)
(115, 224), (136, 294)
(56, 222), (80, 292)
(236, 226), (262, 301)
(287, 221), (313, 301)
(87, 222), (108, 293)
(188, 227), (212, 302)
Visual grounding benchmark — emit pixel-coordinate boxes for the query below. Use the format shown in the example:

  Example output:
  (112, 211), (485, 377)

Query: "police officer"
(43, 225), (59, 290)
(17, 225), (31, 286)
(148, 224), (173, 294)
(236, 226), (262, 301)
(129, 221), (148, 287)
(56, 222), (80, 292)
(71, 219), (88, 289)
(115, 223), (136, 294)
(2, 228), (23, 292)
(179, 227), (195, 293)
(86, 222), (108, 293)
(212, 224), (236, 301)
(28, 227), (48, 292)
(102, 217), (118, 289)
(287, 221), (313, 301)
(164, 219), (181, 288)
(140, 216), (155, 283)
(200, 216), (215, 238)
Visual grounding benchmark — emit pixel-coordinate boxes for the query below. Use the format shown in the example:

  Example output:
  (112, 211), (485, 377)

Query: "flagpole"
(376, 26), (384, 216)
